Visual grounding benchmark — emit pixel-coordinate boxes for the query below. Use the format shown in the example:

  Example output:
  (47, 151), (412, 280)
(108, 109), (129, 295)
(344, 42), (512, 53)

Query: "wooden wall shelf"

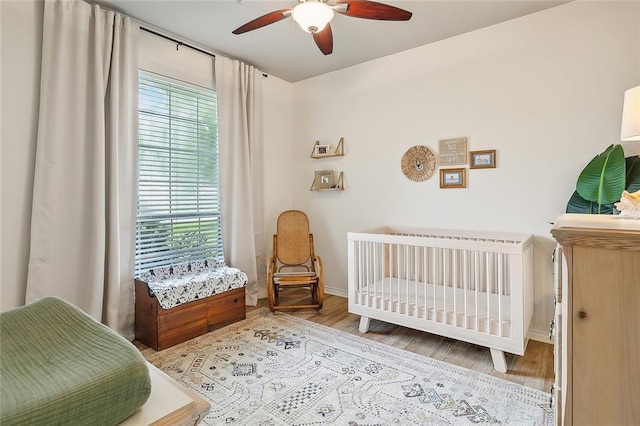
(310, 138), (345, 158)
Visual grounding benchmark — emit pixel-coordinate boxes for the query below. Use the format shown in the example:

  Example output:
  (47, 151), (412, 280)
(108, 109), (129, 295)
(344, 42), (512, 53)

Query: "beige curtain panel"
(215, 55), (265, 305)
(26, 0), (139, 339)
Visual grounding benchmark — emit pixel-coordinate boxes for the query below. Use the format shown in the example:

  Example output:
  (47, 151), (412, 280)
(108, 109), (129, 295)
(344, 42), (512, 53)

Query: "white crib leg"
(359, 316), (371, 333)
(490, 348), (507, 373)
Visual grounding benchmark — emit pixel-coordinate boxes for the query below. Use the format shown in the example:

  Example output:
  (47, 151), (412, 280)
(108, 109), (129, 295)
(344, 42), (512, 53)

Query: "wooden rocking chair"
(267, 210), (324, 311)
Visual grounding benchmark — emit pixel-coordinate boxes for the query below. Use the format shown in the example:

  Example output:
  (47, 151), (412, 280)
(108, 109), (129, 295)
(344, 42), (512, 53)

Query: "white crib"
(347, 226), (534, 372)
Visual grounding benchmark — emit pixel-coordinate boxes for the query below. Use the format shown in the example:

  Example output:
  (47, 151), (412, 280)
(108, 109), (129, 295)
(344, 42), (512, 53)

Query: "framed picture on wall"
(470, 150), (496, 169)
(314, 144), (330, 156)
(314, 170), (335, 189)
(439, 168), (466, 188)
(438, 137), (468, 165)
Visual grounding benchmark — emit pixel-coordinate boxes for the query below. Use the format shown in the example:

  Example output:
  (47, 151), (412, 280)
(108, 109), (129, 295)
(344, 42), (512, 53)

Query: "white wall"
(289, 1), (640, 339)
(1, 0), (44, 310)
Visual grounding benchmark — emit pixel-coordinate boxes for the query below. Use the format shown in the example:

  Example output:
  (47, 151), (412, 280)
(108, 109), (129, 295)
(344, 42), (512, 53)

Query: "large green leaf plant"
(566, 144), (640, 214)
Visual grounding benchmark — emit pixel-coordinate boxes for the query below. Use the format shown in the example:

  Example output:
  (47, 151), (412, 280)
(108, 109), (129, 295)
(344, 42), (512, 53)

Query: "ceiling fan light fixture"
(292, 1), (334, 33)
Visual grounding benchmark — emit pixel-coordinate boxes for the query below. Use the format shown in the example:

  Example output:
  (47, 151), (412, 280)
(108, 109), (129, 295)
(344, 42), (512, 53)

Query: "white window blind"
(135, 71), (223, 274)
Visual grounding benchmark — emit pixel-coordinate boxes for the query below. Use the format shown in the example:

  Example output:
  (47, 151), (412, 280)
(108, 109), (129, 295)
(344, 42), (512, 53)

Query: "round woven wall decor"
(401, 145), (436, 182)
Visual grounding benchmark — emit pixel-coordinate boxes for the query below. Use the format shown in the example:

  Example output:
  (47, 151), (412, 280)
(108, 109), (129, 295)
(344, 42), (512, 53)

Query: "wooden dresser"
(551, 214), (640, 426)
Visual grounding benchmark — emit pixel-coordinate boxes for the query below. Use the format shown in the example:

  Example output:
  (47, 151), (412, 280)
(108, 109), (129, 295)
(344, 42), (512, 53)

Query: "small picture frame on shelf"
(470, 150), (496, 169)
(439, 168), (466, 189)
(314, 144), (330, 156)
(314, 170), (335, 189)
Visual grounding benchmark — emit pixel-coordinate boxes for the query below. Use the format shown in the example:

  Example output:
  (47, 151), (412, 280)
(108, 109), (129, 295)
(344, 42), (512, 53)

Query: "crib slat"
(414, 244), (418, 318)
(355, 240), (361, 305)
(396, 243), (400, 312)
(362, 241), (376, 306)
(375, 241), (380, 308)
(443, 248), (447, 325)
(364, 241), (369, 307)
(431, 247), (436, 321)
(383, 242), (387, 309)
(380, 242), (383, 309)
(404, 244), (409, 314)
(452, 249), (458, 327)
(498, 253), (504, 337)
(475, 251), (480, 331)
(486, 251), (491, 335)
(423, 246), (428, 320)
(362, 241), (367, 307)
(463, 250), (469, 329)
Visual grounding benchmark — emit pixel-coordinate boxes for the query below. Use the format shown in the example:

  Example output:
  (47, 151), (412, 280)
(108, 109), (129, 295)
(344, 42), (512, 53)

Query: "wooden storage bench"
(135, 260), (247, 351)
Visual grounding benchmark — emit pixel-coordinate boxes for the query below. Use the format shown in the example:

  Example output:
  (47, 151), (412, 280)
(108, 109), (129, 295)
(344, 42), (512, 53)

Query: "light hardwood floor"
(251, 291), (555, 394)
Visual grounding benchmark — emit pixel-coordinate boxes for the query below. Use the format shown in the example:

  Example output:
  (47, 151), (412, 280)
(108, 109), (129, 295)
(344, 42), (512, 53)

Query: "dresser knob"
(578, 310), (587, 319)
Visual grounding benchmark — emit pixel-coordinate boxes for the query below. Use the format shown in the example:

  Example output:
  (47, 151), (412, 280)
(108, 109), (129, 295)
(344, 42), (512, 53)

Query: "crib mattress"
(355, 278), (512, 336)
(0, 297), (151, 425)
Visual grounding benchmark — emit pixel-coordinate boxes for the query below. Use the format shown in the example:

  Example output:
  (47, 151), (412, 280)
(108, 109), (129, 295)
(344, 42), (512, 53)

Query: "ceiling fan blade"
(313, 24), (334, 55)
(334, 0), (412, 21)
(232, 9), (292, 34)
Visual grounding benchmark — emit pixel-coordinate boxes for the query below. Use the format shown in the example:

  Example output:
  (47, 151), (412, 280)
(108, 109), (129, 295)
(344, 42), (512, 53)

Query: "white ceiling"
(96, 0), (569, 82)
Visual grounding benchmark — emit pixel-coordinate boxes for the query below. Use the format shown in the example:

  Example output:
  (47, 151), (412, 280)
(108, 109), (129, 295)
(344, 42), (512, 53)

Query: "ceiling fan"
(232, 0), (412, 55)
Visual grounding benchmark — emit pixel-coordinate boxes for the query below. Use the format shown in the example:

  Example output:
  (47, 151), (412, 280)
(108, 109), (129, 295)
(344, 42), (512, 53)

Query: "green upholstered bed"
(0, 297), (151, 425)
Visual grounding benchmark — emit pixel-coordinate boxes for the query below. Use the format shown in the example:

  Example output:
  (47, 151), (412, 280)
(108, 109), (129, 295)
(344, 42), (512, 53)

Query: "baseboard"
(528, 328), (552, 344)
(324, 286), (347, 298)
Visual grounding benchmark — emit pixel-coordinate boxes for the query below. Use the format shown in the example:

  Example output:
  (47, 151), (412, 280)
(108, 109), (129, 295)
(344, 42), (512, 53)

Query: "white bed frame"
(121, 363), (210, 425)
(347, 226), (534, 372)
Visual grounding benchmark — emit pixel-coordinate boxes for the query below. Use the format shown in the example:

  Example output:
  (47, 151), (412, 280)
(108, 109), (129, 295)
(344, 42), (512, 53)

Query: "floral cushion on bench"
(137, 259), (247, 310)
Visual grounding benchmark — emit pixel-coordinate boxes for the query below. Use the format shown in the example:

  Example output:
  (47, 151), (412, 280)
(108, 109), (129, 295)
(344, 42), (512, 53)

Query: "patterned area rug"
(142, 309), (553, 425)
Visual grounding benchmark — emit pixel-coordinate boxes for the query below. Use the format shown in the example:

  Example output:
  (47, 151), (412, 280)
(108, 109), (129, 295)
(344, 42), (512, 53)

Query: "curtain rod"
(140, 27), (215, 58)
(139, 26), (268, 77)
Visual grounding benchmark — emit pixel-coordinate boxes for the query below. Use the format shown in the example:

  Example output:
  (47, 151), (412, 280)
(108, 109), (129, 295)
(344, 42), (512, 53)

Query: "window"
(135, 72), (222, 274)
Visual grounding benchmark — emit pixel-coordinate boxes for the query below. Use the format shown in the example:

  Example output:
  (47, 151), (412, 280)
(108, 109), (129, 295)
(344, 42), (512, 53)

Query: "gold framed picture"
(470, 150), (496, 169)
(439, 168), (466, 188)
(314, 170), (335, 189)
